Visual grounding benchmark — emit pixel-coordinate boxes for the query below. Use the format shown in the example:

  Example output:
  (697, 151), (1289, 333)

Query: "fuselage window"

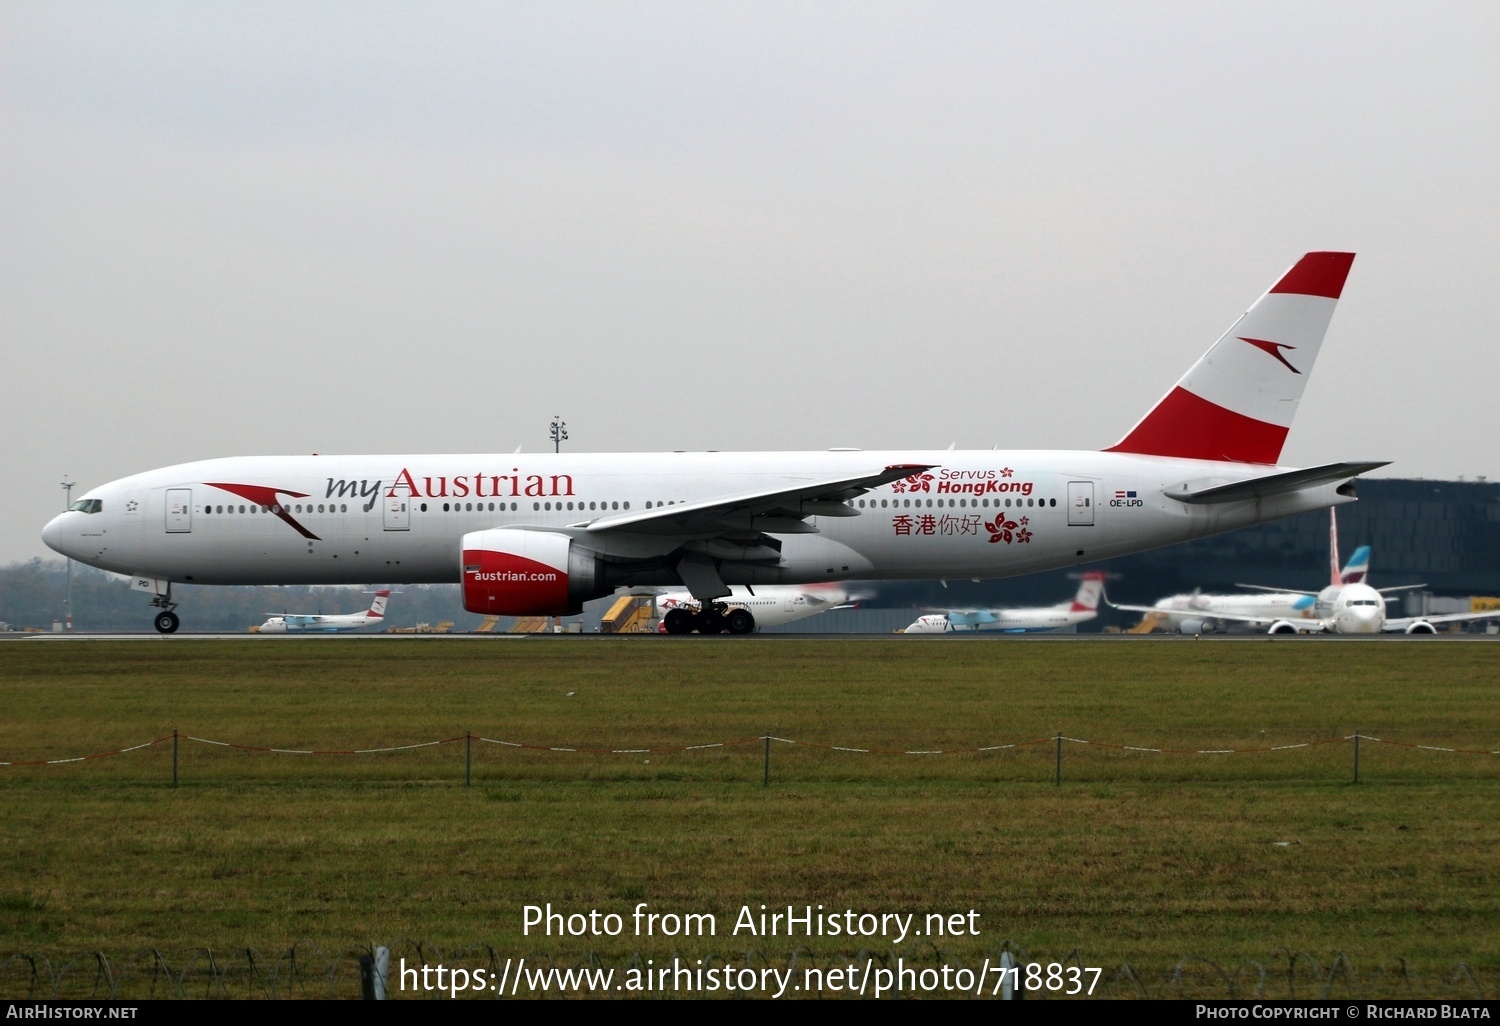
(465, 502), (472, 512)
(611, 501), (618, 510)
(623, 501), (630, 509)
(1050, 498), (1057, 507)
(420, 503), (428, 512)
(533, 502), (540, 511)
(341, 504), (348, 512)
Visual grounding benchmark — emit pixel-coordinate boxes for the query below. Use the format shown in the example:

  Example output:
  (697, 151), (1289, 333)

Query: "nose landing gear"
(149, 585), (180, 634)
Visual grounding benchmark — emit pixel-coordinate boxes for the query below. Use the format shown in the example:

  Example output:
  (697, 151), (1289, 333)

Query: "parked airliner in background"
(44, 252), (1385, 635)
(1111, 512), (1500, 634)
(255, 589), (391, 634)
(655, 583), (862, 633)
(903, 572), (1105, 633)
(1122, 513), (1372, 633)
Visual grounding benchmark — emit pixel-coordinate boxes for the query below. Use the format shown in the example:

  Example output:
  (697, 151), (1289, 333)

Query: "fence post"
(763, 732), (771, 788)
(1353, 729), (1360, 784)
(1055, 733), (1062, 786)
(466, 731), (472, 788)
(172, 728), (178, 788)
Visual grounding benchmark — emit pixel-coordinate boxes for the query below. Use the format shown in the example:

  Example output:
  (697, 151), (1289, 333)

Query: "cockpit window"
(68, 499), (103, 514)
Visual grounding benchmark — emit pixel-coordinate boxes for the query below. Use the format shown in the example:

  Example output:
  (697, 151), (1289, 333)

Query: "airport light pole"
(61, 478), (74, 632)
(550, 416), (568, 453)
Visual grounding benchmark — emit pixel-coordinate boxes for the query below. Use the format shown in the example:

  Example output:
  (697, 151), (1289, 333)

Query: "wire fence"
(1, 730), (1497, 785)
(0, 942), (1490, 1000)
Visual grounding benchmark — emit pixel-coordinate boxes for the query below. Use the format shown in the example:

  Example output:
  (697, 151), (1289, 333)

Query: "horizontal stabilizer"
(1165, 461), (1388, 506)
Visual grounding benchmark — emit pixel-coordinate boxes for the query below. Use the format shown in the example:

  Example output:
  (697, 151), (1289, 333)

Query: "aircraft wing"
(1165, 461), (1389, 505)
(280, 614), (323, 625)
(1384, 610), (1500, 632)
(1106, 599), (1325, 631)
(581, 464), (936, 538)
(1233, 584), (1320, 597)
(944, 610), (999, 627)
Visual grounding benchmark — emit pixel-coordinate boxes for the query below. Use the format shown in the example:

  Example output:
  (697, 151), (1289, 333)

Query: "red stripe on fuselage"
(1268, 252), (1355, 299)
(1105, 387), (1288, 464)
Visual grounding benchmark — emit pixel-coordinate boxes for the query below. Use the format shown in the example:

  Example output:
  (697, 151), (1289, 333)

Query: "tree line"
(0, 560), (485, 633)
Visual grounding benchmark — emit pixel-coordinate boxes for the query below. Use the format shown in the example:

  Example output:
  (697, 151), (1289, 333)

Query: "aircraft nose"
(41, 513), (68, 555)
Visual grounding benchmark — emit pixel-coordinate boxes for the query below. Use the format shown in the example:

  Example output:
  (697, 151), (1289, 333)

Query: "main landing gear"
(662, 602), (756, 635)
(150, 585), (180, 634)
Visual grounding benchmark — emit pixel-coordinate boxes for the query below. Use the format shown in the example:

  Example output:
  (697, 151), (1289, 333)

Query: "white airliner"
(44, 252), (1387, 635)
(902, 573), (1105, 633)
(1111, 513), (1500, 635)
(654, 584), (861, 632)
(255, 589), (391, 634)
(1123, 514), (1371, 633)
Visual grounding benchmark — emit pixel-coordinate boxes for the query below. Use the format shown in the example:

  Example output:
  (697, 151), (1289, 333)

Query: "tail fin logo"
(1239, 337), (1301, 374)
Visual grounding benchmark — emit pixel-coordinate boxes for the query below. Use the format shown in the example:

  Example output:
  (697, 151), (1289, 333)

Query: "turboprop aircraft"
(43, 251), (1386, 635)
(902, 572), (1105, 633)
(1111, 511), (1500, 635)
(255, 589), (391, 634)
(654, 583), (862, 633)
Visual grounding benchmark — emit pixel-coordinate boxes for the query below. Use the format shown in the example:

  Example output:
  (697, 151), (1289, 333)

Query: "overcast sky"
(4, 2), (1498, 565)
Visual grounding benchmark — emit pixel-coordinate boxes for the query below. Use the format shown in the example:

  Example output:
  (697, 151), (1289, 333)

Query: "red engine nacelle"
(461, 529), (604, 616)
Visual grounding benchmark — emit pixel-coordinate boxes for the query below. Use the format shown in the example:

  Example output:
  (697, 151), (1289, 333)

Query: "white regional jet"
(655, 584), (862, 632)
(1112, 513), (1500, 635)
(903, 573), (1105, 633)
(44, 252), (1387, 635)
(256, 589), (391, 634)
(1123, 513), (1372, 633)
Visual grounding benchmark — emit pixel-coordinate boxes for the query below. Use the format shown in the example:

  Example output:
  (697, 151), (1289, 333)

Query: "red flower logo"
(985, 514), (1020, 544)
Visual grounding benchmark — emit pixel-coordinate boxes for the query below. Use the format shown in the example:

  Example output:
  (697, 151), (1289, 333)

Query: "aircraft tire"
(154, 611), (180, 634)
(663, 608), (695, 635)
(726, 608), (755, 634)
(694, 611), (727, 634)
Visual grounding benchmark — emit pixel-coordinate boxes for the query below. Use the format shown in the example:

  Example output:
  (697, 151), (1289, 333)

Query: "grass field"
(1, 636), (1498, 998)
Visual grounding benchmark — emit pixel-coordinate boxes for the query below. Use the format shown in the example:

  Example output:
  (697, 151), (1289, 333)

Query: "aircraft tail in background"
(1069, 573), (1107, 614)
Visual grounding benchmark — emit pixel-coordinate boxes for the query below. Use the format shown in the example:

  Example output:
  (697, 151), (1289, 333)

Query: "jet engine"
(1403, 620), (1437, 634)
(461, 529), (608, 616)
(1176, 618), (1212, 635)
(1267, 620), (1302, 635)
